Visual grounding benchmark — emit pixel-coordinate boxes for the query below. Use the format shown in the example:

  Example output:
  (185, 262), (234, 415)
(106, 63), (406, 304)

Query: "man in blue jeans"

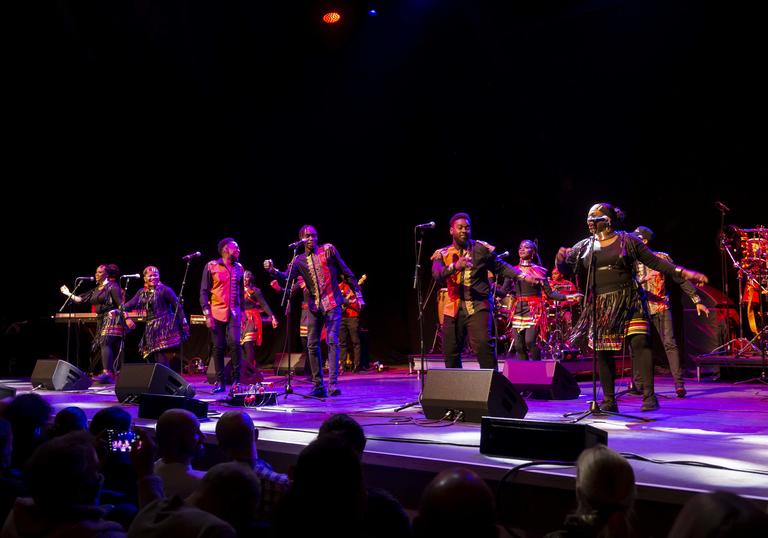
(264, 225), (364, 397)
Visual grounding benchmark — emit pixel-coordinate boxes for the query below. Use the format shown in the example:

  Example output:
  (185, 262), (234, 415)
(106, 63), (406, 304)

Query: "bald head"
(188, 461), (261, 532)
(415, 467), (498, 538)
(156, 409), (202, 463)
(215, 411), (257, 460)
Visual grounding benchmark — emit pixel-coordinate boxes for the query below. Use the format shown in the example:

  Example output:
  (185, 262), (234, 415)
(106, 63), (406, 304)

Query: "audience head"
(318, 413), (367, 456)
(414, 467), (498, 538)
(215, 410), (258, 461)
(2, 393), (52, 468)
(156, 409), (203, 464)
(25, 431), (102, 516)
(669, 490), (768, 538)
(188, 461), (261, 533)
(89, 406), (132, 436)
(51, 406), (88, 437)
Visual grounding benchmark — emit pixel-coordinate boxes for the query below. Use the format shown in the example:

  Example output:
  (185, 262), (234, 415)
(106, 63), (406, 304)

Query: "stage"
(2, 365), (768, 535)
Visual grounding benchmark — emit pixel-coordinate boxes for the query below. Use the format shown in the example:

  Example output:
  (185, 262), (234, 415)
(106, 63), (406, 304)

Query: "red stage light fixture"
(322, 11), (342, 24)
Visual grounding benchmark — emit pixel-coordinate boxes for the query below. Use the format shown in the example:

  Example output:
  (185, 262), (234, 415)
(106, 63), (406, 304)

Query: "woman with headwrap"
(556, 203), (707, 412)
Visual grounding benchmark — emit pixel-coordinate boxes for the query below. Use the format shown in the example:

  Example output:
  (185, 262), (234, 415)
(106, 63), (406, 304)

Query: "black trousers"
(599, 333), (654, 400)
(339, 317), (362, 369)
(211, 318), (243, 384)
(442, 308), (496, 369)
(632, 310), (684, 386)
(513, 327), (541, 360)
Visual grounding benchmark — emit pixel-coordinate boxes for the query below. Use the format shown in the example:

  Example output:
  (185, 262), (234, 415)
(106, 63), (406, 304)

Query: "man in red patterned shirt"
(633, 226), (709, 397)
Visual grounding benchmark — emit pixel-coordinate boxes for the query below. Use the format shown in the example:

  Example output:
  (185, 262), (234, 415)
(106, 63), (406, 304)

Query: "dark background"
(2, 0), (766, 372)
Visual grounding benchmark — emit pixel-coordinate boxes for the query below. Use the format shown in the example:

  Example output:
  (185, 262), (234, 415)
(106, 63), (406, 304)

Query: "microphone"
(76, 276), (95, 281)
(415, 221), (436, 229)
(587, 216), (610, 222)
(288, 238), (308, 248)
(182, 251), (201, 261)
(121, 274), (141, 279)
(497, 250), (510, 259)
(715, 201), (731, 213)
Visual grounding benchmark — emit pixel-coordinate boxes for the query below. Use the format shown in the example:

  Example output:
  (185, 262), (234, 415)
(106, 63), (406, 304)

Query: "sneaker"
(641, 395), (660, 412)
(329, 385), (342, 396)
(309, 386), (327, 398)
(599, 399), (618, 413)
(212, 383), (226, 394)
(675, 385), (687, 398)
(94, 371), (114, 384)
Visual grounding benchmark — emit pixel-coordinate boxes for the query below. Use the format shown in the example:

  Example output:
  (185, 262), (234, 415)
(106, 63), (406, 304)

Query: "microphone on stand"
(182, 251), (201, 261)
(288, 238), (308, 248)
(497, 250), (510, 259)
(715, 201), (731, 213)
(415, 221), (436, 229)
(121, 274), (141, 279)
(76, 276), (95, 281)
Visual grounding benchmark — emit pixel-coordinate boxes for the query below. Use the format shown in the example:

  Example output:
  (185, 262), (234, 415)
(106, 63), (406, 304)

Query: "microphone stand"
(732, 263), (768, 385)
(171, 258), (194, 374)
(395, 225), (429, 412)
(115, 276), (137, 376)
(59, 279), (85, 365)
(564, 233), (648, 422)
(272, 246), (322, 401)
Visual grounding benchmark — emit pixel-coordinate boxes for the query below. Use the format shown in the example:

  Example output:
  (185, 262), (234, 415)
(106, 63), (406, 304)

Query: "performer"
(502, 240), (580, 361)
(200, 238), (245, 394)
(242, 270), (278, 382)
(59, 264), (124, 383)
(339, 275), (365, 372)
(631, 226), (709, 398)
(556, 203), (708, 412)
(122, 266), (189, 367)
(432, 213), (542, 369)
(264, 225), (364, 397)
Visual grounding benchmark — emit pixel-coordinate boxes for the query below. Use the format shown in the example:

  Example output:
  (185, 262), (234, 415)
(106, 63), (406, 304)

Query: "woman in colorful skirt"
(123, 266), (189, 367)
(504, 240), (580, 360)
(556, 203), (708, 412)
(60, 263), (124, 383)
(241, 270), (278, 382)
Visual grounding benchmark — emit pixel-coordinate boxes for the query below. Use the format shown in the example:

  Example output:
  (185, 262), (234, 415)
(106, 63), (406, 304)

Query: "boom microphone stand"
(564, 233), (647, 422)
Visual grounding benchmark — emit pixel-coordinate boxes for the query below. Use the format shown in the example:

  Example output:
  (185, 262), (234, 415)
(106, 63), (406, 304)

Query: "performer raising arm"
(264, 225), (363, 398)
(556, 203), (708, 412)
(432, 213), (543, 370)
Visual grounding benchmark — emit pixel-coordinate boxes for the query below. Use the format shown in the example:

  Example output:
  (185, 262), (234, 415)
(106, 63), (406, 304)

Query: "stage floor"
(3, 365), (767, 518)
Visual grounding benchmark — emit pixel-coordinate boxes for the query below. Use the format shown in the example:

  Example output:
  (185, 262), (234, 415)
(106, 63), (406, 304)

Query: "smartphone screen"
(106, 430), (140, 453)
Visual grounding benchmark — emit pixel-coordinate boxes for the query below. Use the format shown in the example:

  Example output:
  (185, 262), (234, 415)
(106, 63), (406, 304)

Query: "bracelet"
(691, 295), (701, 304)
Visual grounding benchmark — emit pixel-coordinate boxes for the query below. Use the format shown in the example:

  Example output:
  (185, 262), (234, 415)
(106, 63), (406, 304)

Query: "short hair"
(89, 406), (132, 436)
(318, 413), (366, 455)
(52, 406), (88, 437)
(195, 462), (262, 531)
(299, 224), (316, 238)
(215, 411), (257, 455)
(449, 213), (471, 227)
(218, 237), (236, 255)
(156, 409), (201, 461)
(634, 226), (654, 243)
(25, 431), (102, 515)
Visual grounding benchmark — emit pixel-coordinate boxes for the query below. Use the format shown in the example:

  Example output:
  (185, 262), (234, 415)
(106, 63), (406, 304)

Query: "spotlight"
(368, 9), (378, 16)
(322, 11), (342, 24)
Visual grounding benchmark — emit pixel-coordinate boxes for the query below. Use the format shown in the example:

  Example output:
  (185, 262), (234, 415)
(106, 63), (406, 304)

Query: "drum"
(739, 228), (768, 275)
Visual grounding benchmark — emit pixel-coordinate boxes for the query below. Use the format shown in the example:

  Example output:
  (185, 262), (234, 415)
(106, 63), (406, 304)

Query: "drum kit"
(493, 293), (580, 360)
(720, 225), (768, 355)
